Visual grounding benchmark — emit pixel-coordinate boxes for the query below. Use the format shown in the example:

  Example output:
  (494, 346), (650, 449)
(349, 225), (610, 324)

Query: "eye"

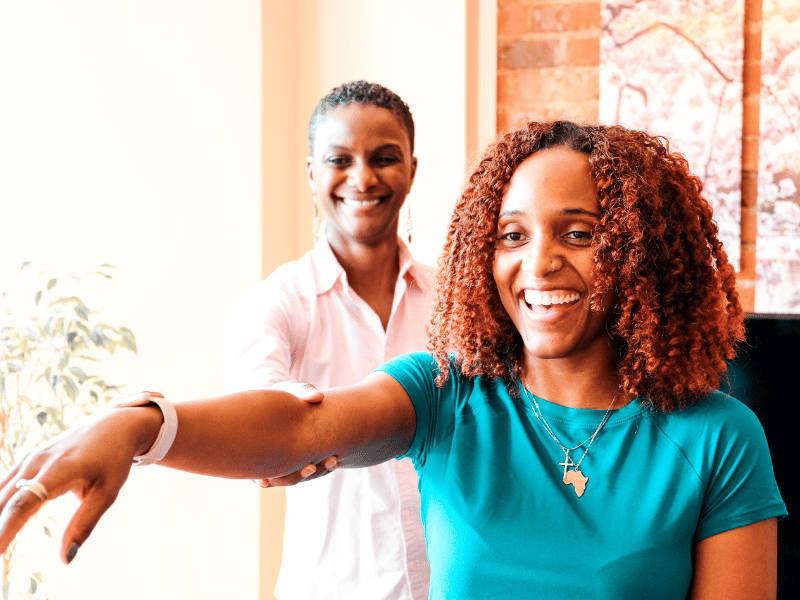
(325, 155), (351, 168)
(373, 155), (401, 167)
(564, 229), (593, 246)
(497, 230), (527, 247)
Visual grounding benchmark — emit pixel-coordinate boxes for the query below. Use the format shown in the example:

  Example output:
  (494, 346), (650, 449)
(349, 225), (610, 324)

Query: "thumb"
(271, 381), (324, 403)
(60, 486), (120, 564)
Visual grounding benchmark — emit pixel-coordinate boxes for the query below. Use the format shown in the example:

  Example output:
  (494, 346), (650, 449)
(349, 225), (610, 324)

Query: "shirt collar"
(311, 223), (431, 296)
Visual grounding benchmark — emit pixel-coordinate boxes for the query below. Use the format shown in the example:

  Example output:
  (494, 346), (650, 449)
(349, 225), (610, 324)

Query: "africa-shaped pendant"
(563, 468), (588, 497)
(559, 453), (588, 497)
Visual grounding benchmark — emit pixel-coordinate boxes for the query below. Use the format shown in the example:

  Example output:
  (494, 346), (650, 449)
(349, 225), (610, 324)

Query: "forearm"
(155, 389), (325, 479)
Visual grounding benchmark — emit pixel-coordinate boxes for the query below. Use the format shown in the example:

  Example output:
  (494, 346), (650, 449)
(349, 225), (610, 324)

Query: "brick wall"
(496, 0), (761, 310)
(497, 0), (601, 131)
(739, 0), (762, 311)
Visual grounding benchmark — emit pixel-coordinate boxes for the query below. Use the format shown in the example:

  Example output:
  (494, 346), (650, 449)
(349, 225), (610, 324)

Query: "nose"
(346, 160), (378, 191)
(520, 235), (556, 277)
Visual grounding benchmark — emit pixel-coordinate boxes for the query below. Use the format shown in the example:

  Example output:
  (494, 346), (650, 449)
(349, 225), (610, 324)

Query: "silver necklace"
(521, 383), (617, 498)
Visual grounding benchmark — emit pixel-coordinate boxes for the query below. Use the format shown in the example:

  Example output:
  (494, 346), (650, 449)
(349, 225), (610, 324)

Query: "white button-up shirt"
(221, 234), (433, 600)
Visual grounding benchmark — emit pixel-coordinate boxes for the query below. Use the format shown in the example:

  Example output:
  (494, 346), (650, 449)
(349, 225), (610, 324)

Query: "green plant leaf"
(120, 327), (138, 353)
(43, 526), (51, 537)
(52, 316), (65, 338)
(46, 278), (57, 291)
(74, 303), (90, 321)
(90, 326), (108, 348)
(67, 330), (78, 351)
(29, 577), (37, 594)
(63, 376), (78, 401)
(49, 371), (60, 392)
(43, 407), (68, 432)
(67, 366), (88, 382)
(36, 412), (47, 425)
(34, 290), (42, 305)
(33, 572), (43, 583)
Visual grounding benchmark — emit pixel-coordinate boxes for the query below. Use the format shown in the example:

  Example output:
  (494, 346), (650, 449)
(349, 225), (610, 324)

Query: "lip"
(523, 289), (581, 307)
(336, 194), (388, 209)
(517, 288), (583, 320)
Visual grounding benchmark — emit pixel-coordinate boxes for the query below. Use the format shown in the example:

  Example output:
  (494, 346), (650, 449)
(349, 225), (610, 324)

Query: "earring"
(312, 202), (320, 240)
(406, 203), (413, 244)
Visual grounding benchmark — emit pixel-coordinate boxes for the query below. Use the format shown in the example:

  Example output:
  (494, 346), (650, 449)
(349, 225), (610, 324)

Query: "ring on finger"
(15, 479), (49, 503)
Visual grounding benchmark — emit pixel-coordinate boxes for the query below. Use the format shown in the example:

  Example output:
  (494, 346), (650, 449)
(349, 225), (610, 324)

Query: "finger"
(0, 463), (26, 509)
(266, 457), (340, 487)
(0, 487), (48, 555)
(0, 462), (23, 493)
(59, 485), (121, 564)
(251, 464), (315, 487)
(271, 381), (324, 403)
(321, 456), (339, 472)
(260, 463), (317, 488)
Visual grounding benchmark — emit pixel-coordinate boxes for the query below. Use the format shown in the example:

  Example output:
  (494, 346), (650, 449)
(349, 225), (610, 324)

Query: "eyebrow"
(325, 143), (405, 154)
(498, 208), (601, 219)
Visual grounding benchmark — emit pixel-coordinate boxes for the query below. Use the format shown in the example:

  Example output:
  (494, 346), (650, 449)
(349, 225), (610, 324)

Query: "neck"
(521, 353), (631, 410)
(325, 229), (402, 329)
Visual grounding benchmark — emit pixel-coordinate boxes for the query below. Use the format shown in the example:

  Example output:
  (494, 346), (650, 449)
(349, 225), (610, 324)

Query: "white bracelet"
(110, 391), (178, 466)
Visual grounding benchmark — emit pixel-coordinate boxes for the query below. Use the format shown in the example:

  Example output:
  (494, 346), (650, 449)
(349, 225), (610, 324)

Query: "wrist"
(111, 392), (178, 465)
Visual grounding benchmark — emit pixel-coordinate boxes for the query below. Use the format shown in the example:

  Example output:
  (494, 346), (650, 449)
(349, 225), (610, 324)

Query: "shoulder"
(231, 253), (316, 314)
(647, 391), (775, 490)
(378, 352), (503, 415)
(221, 252), (317, 343)
(378, 351), (440, 381)
(410, 260), (436, 288)
(655, 393), (788, 540)
(652, 391), (765, 442)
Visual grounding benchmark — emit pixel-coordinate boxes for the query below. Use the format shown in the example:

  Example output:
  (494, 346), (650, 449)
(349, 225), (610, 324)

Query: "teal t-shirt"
(377, 353), (787, 600)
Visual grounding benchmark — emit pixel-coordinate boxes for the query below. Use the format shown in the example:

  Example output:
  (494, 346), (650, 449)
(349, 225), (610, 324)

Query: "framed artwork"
(756, 0), (800, 313)
(600, 0), (744, 270)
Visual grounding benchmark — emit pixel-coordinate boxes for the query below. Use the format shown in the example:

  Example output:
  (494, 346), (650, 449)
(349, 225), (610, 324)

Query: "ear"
(306, 156), (316, 194)
(409, 156), (418, 187)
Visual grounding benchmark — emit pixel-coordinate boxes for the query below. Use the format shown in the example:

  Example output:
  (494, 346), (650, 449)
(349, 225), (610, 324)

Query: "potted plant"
(0, 263), (137, 599)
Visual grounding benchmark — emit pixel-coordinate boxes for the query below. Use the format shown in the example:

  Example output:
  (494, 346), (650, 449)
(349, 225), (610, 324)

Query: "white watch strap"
(110, 391), (178, 466)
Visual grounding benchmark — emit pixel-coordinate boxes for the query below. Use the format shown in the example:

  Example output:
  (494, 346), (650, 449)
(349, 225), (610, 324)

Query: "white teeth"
(341, 198), (381, 208)
(523, 290), (581, 306)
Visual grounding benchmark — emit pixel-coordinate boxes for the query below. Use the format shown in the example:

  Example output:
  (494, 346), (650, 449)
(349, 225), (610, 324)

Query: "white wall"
(0, 2), (262, 599)
(281, 0), (497, 268)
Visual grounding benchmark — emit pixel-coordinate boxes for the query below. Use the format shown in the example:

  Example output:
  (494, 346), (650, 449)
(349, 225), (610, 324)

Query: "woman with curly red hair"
(0, 121), (785, 599)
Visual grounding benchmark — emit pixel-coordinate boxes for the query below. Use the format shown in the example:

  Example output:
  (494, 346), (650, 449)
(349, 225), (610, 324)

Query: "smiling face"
(307, 103), (417, 248)
(493, 146), (614, 366)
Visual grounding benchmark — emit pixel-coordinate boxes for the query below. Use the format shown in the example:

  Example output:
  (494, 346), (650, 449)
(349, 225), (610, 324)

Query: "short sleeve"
(376, 352), (451, 469)
(695, 395), (787, 541)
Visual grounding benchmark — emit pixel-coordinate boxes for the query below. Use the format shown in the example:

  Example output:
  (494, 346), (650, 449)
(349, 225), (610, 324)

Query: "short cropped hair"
(308, 80), (415, 155)
(428, 120), (745, 412)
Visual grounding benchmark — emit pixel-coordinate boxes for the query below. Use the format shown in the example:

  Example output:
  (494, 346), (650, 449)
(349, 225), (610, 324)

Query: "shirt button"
(409, 562), (417, 571)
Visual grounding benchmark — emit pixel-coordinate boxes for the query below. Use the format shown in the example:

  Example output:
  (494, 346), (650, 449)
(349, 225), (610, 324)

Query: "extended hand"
(0, 407), (157, 564)
(253, 381), (339, 488)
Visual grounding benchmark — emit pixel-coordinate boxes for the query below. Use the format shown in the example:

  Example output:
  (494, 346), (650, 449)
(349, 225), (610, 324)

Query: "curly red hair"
(428, 121), (745, 411)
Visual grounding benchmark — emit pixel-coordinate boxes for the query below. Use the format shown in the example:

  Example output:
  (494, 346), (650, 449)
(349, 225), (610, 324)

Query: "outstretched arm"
(0, 371), (414, 563)
(161, 373), (415, 476)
